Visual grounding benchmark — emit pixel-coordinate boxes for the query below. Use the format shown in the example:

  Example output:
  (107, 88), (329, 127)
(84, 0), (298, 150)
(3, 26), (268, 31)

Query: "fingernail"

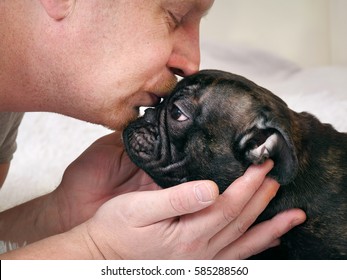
(194, 182), (215, 202)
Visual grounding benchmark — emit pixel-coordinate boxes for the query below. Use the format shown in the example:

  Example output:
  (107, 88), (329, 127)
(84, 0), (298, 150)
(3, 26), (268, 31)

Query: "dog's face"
(123, 70), (299, 192)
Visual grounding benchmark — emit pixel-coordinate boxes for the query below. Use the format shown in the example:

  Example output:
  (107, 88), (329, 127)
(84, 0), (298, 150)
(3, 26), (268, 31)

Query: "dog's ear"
(236, 114), (299, 185)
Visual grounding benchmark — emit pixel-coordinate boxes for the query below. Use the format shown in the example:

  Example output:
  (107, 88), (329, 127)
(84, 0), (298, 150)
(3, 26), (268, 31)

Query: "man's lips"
(133, 92), (161, 109)
(138, 76), (177, 108)
(147, 93), (161, 107)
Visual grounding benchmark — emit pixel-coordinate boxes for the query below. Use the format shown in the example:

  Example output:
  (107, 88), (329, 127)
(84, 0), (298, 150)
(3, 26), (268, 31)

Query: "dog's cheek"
(185, 136), (245, 193)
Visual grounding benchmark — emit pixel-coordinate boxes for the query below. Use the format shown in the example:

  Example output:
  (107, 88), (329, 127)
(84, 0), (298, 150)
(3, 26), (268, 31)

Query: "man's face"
(33, 0), (214, 130)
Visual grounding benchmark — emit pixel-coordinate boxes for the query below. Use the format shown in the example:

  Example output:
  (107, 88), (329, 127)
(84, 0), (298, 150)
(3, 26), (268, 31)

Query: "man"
(0, 0), (305, 259)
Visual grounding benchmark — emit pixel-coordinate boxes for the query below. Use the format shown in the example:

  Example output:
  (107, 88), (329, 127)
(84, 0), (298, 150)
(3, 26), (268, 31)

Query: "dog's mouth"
(125, 124), (160, 161)
(123, 107), (189, 188)
(123, 103), (165, 162)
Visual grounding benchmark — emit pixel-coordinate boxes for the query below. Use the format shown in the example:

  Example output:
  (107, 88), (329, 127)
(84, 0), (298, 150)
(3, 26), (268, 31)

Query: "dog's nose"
(143, 108), (157, 124)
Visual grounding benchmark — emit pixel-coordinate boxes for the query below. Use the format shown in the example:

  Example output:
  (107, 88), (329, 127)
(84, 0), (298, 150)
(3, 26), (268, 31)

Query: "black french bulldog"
(122, 70), (347, 259)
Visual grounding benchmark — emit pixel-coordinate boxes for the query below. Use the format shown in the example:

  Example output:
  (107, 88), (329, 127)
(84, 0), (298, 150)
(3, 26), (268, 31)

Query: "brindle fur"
(123, 70), (347, 259)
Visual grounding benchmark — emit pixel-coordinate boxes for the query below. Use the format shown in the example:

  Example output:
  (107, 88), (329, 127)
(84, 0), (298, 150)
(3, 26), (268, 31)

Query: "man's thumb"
(128, 180), (219, 226)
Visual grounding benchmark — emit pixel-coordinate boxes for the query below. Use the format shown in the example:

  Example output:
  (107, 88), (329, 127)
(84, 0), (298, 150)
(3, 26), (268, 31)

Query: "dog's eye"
(171, 105), (188, 122)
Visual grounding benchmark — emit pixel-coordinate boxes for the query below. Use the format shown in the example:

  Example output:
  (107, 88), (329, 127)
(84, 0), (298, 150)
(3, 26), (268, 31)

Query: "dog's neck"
(258, 110), (347, 224)
(283, 110), (347, 195)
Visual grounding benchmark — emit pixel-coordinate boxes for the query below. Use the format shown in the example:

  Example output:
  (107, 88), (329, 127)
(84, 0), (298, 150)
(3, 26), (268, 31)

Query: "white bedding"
(200, 41), (347, 131)
(1, 41), (346, 211)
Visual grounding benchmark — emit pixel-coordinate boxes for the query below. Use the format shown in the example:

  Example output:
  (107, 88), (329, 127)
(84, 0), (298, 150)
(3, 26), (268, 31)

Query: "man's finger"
(209, 177), (280, 251)
(213, 209), (307, 259)
(180, 160), (275, 240)
(119, 180), (219, 227)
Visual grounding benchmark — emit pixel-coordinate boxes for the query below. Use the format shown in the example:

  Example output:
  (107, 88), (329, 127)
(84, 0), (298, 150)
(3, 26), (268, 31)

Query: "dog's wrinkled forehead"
(176, 70), (250, 100)
(170, 70), (261, 124)
(168, 72), (215, 101)
(172, 70), (287, 117)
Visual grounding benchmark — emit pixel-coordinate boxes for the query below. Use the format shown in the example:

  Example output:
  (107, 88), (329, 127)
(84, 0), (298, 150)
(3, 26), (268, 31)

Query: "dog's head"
(123, 70), (299, 192)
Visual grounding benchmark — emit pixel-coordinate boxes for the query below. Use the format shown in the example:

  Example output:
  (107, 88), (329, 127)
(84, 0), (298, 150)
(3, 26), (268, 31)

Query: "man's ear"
(39, 0), (75, 20)
(235, 115), (299, 185)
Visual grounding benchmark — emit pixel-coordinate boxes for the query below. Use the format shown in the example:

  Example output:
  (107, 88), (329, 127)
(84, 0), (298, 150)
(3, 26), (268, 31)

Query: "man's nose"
(167, 28), (200, 77)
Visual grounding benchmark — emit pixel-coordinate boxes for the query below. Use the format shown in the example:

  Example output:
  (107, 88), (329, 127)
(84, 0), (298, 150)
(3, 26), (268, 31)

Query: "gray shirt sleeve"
(0, 112), (24, 163)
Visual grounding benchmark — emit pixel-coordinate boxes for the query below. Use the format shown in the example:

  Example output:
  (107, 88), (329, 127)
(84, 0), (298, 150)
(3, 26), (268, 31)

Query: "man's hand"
(0, 132), (159, 245)
(82, 159), (306, 259)
(53, 132), (161, 232)
(42, 131), (306, 259)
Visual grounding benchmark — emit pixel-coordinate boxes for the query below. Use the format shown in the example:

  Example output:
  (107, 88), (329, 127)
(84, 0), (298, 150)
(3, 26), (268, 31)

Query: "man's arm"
(0, 192), (63, 247)
(1, 223), (105, 260)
